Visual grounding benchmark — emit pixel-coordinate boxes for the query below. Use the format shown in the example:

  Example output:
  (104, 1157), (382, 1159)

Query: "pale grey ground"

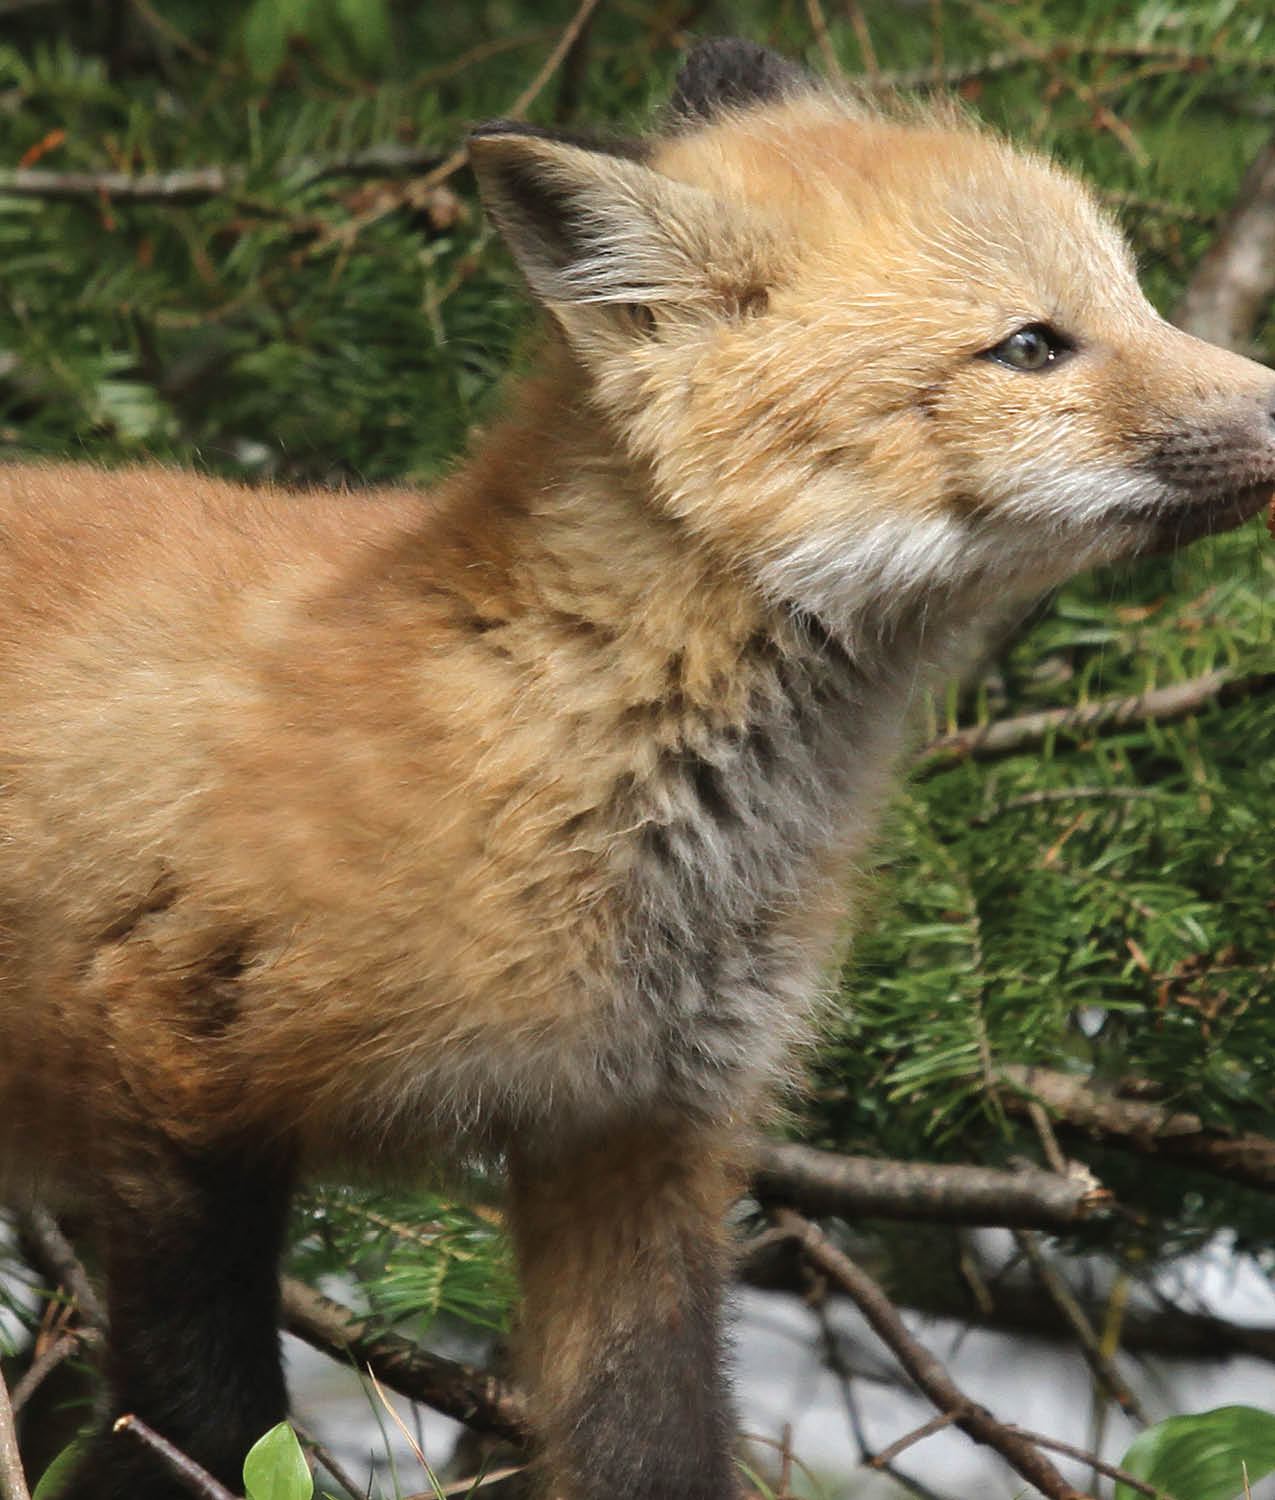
(278, 1232), (1275, 1500)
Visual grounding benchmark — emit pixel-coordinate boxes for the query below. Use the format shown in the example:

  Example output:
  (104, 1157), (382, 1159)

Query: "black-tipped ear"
(669, 37), (815, 124)
(467, 126), (782, 330)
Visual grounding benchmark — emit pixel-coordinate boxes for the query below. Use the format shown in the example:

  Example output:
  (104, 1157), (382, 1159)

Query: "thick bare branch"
(280, 1277), (529, 1448)
(0, 1374), (30, 1500)
(752, 1142), (1111, 1230)
(1174, 126), (1275, 350)
(1002, 1065), (1275, 1192)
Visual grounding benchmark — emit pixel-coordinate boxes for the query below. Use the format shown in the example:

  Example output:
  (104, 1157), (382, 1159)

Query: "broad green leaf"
(1116, 1405), (1275, 1500)
(32, 1440), (89, 1500)
(243, 1422), (313, 1500)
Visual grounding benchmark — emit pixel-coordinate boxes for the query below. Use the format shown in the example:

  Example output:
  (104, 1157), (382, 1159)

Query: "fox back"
(3, 38), (1274, 1500)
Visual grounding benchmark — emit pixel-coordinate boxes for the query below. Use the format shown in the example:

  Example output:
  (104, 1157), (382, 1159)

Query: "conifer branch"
(917, 668), (1275, 773)
(752, 1141), (1111, 1229)
(1002, 1065), (1275, 1192)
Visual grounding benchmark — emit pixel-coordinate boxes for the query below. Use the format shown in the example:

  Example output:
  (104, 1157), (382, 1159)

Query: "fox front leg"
(508, 1121), (744, 1500)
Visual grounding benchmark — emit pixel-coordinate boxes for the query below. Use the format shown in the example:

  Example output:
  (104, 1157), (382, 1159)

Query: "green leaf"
(32, 1440), (89, 1500)
(243, 1423), (313, 1500)
(1115, 1405), (1275, 1500)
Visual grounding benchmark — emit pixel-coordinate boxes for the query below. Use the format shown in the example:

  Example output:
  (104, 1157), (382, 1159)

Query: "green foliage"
(29, 1440), (87, 1500)
(290, 1187), (516, 1333)
(1115, 1405), (1275, 1500)
(243, 1423), (314, 1500)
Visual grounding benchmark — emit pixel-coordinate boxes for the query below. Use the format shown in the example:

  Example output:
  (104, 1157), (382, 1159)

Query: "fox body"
(3, 38), (1275, 1500)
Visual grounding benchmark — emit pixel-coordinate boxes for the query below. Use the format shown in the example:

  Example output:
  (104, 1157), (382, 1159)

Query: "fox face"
(473, 88), (1275, 650)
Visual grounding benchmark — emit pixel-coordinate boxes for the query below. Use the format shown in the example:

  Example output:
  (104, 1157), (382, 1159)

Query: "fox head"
(470, 39), (1275, 642)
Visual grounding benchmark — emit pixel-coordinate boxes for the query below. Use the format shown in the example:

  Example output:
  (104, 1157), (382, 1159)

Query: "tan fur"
(2, 46), (1274, 1500)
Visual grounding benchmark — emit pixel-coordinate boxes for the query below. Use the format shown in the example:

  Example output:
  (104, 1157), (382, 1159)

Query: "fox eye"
(983, 323), (1072, 371)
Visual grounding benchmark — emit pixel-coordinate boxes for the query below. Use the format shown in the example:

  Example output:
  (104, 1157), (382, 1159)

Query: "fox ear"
(669, 37), (817, 123)
(468, 124), (776, 323)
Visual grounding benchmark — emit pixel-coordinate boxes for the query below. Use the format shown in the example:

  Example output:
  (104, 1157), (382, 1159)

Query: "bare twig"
(957, 0), (1145, 162)
(917, 669), (1275, 775)
(14, 1207), (106, 1329)
(774, 1209), (1092, 1500)
(9, 1328), (100, 1415)
(0, 166), (236, 204)
(292, 1418), (369, 1500)
(806, 0), (845, 80)
(0, 1374), (30, 1500)
(1012, 1230), (1148, 1424)
(868, 1411), (961, 1467)
(857, 41), (1275, 94)
(1002, 1065), (1275, 1192)
(113, 1416), (238, 1500)
(280, 1277), (529, 1448)
(1174, 126), (1275, 351)
(844, 0), (879, 79)
(1003, 1427), (1166, 1499)
(753, 1141), (1111, 1230)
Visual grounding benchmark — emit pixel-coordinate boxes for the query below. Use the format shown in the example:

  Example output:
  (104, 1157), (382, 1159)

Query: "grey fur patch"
(669, 38), (815, 125)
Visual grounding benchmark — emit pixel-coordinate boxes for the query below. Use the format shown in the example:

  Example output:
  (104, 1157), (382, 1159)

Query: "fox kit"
(1, 35), (1273, 1500)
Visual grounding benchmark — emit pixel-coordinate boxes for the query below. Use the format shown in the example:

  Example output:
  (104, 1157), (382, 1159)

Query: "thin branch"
(1174, 125), (1275, 350)
(858, 41), (1275, 94)
(752, 1141), (1111, 1230)
(9, 1328), (100, 1416)
(806, 0), (845, 80)
(279, 1277), (529, 1448)
(14, 1206), (106, 1329)
(957, 0), (1145, 162)
(869, 1411), (961, 1467)
(916, 669), (1275, 775)
(113, 1416), (238, 1500)
(292, 1418), (370, 1500)
(0, 1374), (30, 1500)
(773, 1209), (1093, 1500)
(0, 166), (237, 204)
(844, 0), (879, 79)
(1002, 1065), (1275, 1192)
(1003, 1427), (1166, 1500)
(1012, 1230), (1148, 1424)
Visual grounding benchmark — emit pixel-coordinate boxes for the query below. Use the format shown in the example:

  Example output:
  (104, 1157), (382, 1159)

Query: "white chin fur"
(755, 462), (1161, 644)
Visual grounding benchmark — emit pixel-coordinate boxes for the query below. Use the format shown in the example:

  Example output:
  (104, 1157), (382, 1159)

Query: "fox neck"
(431, 364), (968, 1124)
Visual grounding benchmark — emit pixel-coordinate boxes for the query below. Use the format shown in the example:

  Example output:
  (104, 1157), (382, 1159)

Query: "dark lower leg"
(59, 1144), (294, 1500)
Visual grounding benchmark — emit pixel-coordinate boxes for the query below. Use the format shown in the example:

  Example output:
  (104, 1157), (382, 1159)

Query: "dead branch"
(113, 1415), (237, 1500)
(1003, 1427), (1164, 1500)
(8, 1329), (100, 1416)
(1174, 125), (1275, 350)
(1012, 1230), (1148, 1424)
(14, 1207), (106, 1329)
(0, 1374), (30, 1500)
(279, 1277), (529, 1449)
(0, 166), (237, 204)
(773, 1208), (1093, 1500)
(752, 1141), (1111, 1230)
(1002, 1065), (1275, 1192)
(916, 669), (1275, 774)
